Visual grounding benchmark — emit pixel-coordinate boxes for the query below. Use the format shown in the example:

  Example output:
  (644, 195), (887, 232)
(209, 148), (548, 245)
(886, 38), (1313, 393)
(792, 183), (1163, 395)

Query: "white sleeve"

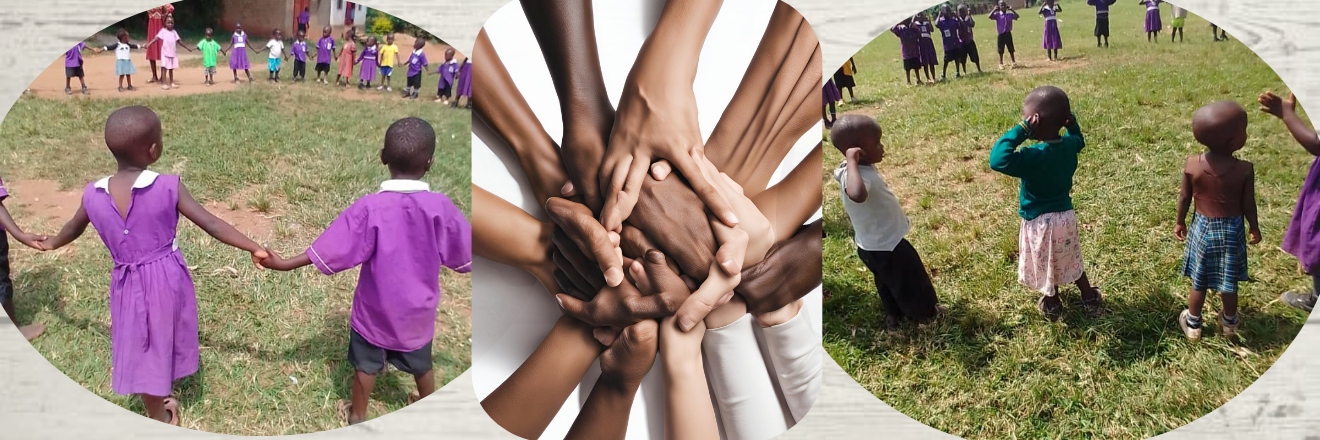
(702, 314), (792, 440)
(761, 309), (822, 423)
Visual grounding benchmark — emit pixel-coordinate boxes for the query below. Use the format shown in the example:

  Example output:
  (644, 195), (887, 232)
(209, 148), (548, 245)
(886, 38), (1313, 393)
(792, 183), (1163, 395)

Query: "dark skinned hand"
(737, 220), (822, 315)
(555, 250), (690, 328)
(596, 318), (658, 392)
(545, 197), (624, 287)
(627, 175), (717, 280)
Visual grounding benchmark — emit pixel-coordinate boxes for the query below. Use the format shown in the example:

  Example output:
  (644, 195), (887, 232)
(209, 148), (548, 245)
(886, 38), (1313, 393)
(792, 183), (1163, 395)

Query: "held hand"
(250, 248), (269, 269)
(13, 232), (49, 251)
(545, 197), (624, 287)
(693, 151), (773, 267)
(259, 247), (285, 270)
(596, 319), (659, 391)
(555, 250), (691, 328)
(1249, 228), (1262, 244)
(674, 219), (747, 332)
(1173, 223), (1187, 241)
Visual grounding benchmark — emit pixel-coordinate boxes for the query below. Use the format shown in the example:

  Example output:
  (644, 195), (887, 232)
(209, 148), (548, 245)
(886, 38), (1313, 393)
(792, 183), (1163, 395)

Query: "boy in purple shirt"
(434, 48), (459, 103)
(402, 37), (428, 99)
(291, 29), (309, 82)
(65, 41), (102, 95)
(892, 18), (924, 86)
(314, 25), (336, 83)
(935, 5), (963, 80)
(989, 1), (1019, 69)
(262, 117), (472, 425)
(957, 5), (982, 74)
(0, 176), (46, 341)
(1088, 0), (1117, 47)
(297, 7), (311, 33)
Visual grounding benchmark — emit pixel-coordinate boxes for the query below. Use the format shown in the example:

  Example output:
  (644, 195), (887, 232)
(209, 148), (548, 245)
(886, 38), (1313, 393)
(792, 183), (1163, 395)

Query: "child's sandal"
(1082, 290), (1104, 317)
(161, 396), (181, 426)
(407, 391), (421, 405)
(1037, 296), (1063, 320)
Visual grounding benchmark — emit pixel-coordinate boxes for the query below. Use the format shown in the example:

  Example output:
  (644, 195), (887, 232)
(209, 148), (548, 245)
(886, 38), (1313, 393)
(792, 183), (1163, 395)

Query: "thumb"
(555, 293), (593, 325)
(675, 265), (741, 332)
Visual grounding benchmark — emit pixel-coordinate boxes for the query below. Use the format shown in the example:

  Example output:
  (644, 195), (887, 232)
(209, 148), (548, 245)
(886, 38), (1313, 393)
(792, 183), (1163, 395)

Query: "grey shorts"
(204, 66), (216, 75)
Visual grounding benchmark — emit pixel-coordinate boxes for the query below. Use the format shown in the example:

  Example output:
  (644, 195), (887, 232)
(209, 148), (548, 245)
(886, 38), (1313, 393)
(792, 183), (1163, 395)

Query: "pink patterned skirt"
(1018, 210), (1084, 295)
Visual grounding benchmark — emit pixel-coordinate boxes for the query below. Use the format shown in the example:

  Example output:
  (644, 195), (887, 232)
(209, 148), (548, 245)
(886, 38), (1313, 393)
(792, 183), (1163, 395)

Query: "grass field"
(822, 2), (1315, 439)
(0, 82), (471, 435)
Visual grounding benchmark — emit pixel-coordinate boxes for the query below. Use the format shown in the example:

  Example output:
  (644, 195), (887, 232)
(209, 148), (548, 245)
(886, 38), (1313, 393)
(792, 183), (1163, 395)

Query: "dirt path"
(26, 32), (464, 101)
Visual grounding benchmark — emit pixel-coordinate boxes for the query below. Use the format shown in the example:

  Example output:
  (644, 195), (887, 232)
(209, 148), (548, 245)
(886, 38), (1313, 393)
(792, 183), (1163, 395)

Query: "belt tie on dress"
(112, 243), (178, 351)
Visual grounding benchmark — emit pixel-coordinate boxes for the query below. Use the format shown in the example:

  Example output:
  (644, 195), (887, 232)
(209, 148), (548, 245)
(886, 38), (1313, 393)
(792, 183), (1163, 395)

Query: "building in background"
(219, 0), (368, 37)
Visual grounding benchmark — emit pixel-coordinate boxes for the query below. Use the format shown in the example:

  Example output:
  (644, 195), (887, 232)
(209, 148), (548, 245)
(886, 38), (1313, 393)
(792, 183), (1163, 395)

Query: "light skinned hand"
(691, 151), (773, 267)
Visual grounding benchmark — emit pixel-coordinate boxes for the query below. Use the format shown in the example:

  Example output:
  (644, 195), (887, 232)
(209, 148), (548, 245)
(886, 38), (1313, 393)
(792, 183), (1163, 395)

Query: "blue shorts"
(380, 66), (393, 77)
(268, 57), (282, 71)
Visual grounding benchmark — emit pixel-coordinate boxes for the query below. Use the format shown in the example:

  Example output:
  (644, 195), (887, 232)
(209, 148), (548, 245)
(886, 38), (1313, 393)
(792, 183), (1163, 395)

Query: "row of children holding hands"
(831, 86), (1319, 340)
(0, 107), (470, 425)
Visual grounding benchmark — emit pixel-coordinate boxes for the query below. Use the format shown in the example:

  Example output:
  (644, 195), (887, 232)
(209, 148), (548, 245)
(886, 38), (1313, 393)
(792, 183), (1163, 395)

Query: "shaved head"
(1023, 86), (1071, 127)
(1192, 101), (1248, 153)
(104, 106), (162, 164)
(382, 117), (436, 174)
(829, 115), (881, 152)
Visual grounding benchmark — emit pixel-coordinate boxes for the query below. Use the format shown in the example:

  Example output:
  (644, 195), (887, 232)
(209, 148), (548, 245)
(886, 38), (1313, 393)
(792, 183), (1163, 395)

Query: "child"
(1211, 23), (1229, 42)
(892, 18), (924, 86)
(989, 86), (1103, 319)
(1258, 91), (1320, 312)
(823, 79), (841, 128)
(830, 115), (940, 328)
(297, 6), (311, 34)
(64, 41), (100, 95)
(914, 13), (939, 85)
(102, 29), (143, 92)
(434, 48), (459, 103)
(378, 34), (401, 91)
(38, 106), (268, 426)
(1171, 5), (1188, 43)
(291, 30), (309, 82)
(1174, 101), (1259, 340)
(255, 29), (286, 83)
(315, 26), (336, 84)
(0, 175), (47, 341)
(260, 117), (472, 425)
(1040, 0), (1063, 62)
(337, 28), (358, 87)
(957, 5), (982, 74)
(1142, 0), (1164, 43)
(452, 58), (472, 109)
(1087, 0), (1117, 47)
(143, 17), (193, 90)
(989, 1), (1019, 69)
(357, 36), (380, 90)
(935, 6), (963, 80)
(224, 22), (254, 83)
(197, 28), (226, 86)
(402, 37), (428, 99)
(834, 57), (857, 102)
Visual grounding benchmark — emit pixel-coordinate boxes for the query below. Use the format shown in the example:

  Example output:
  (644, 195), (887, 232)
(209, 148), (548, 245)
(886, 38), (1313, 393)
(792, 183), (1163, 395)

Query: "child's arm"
(144, 36), (161, 49)
(176, 182), (267, 268)
(988, 119), (1037, 177)
(1259, 91), (1320, 156)
(1063, 112), (1085, 150)
(1174, 161), (1193, 241)
(0, 203), (46, 250)
(1243, 163), (1261, 244)
(842, 148), (869, 203)
(260, 248), (311, 271)
(40, 205), (90, 251)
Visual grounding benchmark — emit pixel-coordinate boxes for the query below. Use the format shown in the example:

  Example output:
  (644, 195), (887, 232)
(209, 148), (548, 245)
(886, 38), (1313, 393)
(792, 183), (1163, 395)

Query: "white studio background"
(470, 0), (824, 439)
(0, 0), (1319, 439)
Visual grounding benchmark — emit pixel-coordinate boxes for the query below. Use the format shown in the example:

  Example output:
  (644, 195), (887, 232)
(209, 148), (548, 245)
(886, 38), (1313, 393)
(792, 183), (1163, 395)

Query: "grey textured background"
(0, 0), (1317, 438)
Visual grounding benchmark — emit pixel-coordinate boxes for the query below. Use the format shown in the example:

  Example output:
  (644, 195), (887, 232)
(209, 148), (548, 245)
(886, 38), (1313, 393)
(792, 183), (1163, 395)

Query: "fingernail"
(631, 260), (643, 274)
(605, 267), (623, 286)
(721, 260), (738, 275)
(724, 212), (739, 225)
(554, 295), (565, 309)
(679, 317), (695, 332)
(561, 180), (574, 195)
(646, 250), (665, 264)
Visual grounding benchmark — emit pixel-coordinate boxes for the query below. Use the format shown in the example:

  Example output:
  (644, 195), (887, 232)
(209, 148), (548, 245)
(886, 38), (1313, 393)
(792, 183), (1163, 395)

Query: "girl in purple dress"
(892, 18), (924, 86)
(823, 79), (842, 127)
(357, 36), (379, 90)
(1040, 0), (1063, 62)
(452, 58), (472, 109)
(39, 106), (268, 426)
(434, 48), (459, 103)
(913, 12), (939, 85)
(223, 23), (255, 83)
(1260, 91), (1320, 312)
(1141, 0), (1164, 43)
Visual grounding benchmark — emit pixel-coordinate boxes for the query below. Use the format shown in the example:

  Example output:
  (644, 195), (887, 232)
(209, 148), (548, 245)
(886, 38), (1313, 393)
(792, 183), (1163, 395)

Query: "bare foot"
(18, 323), (44, 341)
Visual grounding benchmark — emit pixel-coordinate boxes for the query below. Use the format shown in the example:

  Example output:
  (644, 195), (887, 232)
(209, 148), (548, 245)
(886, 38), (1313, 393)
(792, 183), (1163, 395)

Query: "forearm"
(1281, 109), (1320, 156)
(472, 30), (568, 206)
(0, 204), (26, 236)
(627, 0), (724, 89)
(195, 217), (262, 253)
(520, 0), (614, 126)
(843, 161), (868, 204)
(483, 316), (603, 439)
(751, 146), (823, 241)
(44, 211), (89, 250)
(703, 2), (821, 190)
(565, 377), (640, 440)
(661, 345), (718, 440)
(472, 185), (554, 271)
(989, 124), (1031, 175)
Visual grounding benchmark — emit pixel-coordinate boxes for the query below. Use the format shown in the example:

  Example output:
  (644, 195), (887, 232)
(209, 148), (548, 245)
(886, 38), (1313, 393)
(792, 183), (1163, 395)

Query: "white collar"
(413, 48), (425, 55)
(94, 170), (160, 190)
(378, 179), (430, 193)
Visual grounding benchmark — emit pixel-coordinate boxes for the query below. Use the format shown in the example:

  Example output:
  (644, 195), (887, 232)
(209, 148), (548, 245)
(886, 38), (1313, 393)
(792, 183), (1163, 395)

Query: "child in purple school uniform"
(989, 1), (1019, 69)
(434, 48), (459, 103)
(1259, 91), (1320, 313)
(935, 5), (964, 81)
(291, 29), (309, 82)
(0, 175), (47, 341)
(357, 36), (380, 90)
(1088, 0), (1117, 47)
(402, 37), (428, 99)
(892, 18), (924, 86)
(39, 106), (269, 426)
(64, 41), (103, 96)
(1141, 0), (1164, 43)
(315, 26), (336, 84)
(913, 12), (939, 85)
(261, 117), (472, 425)
(452, 58), (472, 109)
(224, 22), (255, 83)
(1040, 0), (1063, 62)
(957, 5), (982, 74)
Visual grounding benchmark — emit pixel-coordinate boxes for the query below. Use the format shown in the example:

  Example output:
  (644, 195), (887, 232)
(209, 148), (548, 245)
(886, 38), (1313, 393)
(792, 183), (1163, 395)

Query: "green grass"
(823, 2), (1314, 439)
(0, 84), (471, 435)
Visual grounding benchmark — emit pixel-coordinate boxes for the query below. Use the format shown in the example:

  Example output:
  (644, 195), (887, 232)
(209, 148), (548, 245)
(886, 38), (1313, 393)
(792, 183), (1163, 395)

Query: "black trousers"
(997, 32), (1015, 54)
(856, 239), (939, 322)
(0, 237), (10, 305)
(293, 60), (307, 79)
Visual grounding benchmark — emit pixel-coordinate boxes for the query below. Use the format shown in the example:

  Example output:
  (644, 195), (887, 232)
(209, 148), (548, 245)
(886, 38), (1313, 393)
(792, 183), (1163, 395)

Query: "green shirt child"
(989, 117), (1085, 220)
(198, 39), (221, 68)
